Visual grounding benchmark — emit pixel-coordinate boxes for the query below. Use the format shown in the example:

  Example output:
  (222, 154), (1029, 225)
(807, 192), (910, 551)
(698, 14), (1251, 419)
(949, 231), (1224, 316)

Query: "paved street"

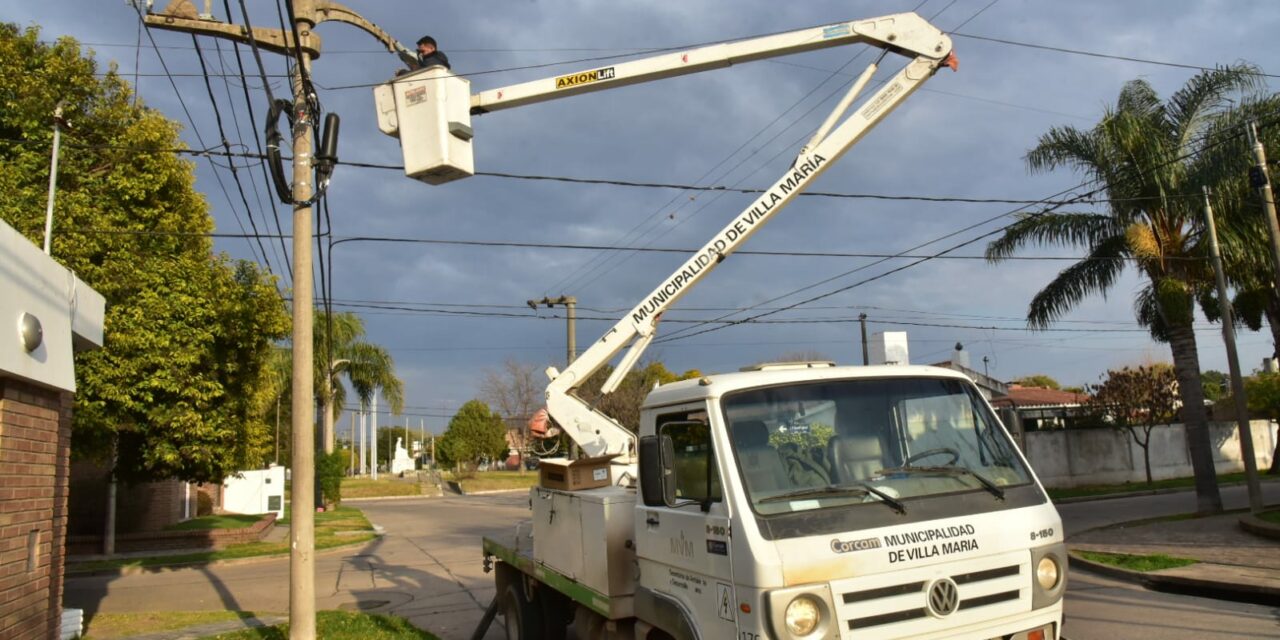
(66, 484), (1280, 640)
(1059, 481), (1280, 640)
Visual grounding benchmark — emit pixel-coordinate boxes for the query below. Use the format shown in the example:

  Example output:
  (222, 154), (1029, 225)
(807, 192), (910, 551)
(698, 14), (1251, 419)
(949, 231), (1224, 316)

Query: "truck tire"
(500, 580), (542, 640)
(536, 586), (572, 639)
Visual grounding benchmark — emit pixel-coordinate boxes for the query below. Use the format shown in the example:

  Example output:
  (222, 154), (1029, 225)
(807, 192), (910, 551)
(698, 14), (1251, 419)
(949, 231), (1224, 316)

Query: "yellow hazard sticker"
(555, 66), (616, 89)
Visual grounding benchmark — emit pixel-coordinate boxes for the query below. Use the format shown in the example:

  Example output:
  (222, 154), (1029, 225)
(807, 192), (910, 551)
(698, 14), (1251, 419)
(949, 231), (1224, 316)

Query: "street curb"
(1051, 477), (1280, 505)
(342, 491), (442, 502)
(64, 532), (380, 578)
(1067, 551), (1280, 607)
(1238, 511), (1280, 540)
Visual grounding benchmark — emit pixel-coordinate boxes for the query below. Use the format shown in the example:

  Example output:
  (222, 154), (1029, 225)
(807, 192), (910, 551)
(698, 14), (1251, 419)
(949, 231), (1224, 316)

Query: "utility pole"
(359, 405), (366, 475)
(1203, 188), (1265, 513)
(138, 2), (416, 637)
(529, 296), (578, 365)
(529, 296), (578, 457)
(371, 393), (379, 480)
(43, 101), (68, 255)
(1248, 121), (1280, 367)
(858, 313), (868, 365)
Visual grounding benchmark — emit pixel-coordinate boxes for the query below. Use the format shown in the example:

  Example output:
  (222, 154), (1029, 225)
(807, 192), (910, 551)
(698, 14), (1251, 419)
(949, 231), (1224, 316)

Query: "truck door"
(636, 408), (738, 639)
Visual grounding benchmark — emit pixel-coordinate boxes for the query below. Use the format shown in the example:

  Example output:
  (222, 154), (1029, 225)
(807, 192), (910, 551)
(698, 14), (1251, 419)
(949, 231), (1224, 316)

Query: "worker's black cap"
(417, 35), (437, 47)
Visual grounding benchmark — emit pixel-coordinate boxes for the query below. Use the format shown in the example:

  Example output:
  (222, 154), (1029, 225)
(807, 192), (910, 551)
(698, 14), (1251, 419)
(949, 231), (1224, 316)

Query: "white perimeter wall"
(1025, 421), (1278, 488)
(222, 465), (286, 518)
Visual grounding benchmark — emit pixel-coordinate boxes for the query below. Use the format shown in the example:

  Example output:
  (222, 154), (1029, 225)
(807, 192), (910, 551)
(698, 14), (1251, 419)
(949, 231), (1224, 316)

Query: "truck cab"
(633, 363), (1064, 639)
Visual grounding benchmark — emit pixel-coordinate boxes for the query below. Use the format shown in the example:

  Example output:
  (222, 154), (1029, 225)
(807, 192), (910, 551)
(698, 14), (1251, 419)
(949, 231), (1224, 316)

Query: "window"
(658, 412), (721, 504)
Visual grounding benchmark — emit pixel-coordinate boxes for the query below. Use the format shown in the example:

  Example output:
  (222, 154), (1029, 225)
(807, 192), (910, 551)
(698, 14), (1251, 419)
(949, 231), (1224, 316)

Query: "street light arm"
(314, 1), (417, 68)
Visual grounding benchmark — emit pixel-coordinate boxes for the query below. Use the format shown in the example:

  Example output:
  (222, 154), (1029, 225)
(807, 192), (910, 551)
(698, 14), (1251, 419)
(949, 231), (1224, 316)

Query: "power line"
(655, 104), (1280, 344)
(542, 0), (937, 298)
(953, 32), (1280, 79)
(222, 0), (293, 283)
(66, 226), (1209, 264)
(314, 299), (1244, 337)
(192, 35), (277, 276)
(0, 135), (1232, 208)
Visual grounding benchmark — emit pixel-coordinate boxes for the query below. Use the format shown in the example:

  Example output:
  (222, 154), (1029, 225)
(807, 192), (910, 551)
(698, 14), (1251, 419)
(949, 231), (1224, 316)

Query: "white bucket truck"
(376, 11), (1065, 640)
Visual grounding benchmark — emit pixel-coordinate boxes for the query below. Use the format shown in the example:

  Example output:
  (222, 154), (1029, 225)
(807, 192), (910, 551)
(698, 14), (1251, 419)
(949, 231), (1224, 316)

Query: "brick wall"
(0, 379), (72, 640)
(69, 462), (199, 538)
(66, 513), (275, 555)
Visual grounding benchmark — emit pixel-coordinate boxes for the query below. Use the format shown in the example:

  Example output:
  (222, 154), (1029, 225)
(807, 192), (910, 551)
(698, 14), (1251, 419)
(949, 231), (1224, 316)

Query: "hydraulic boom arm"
(378, 12), (955, 464)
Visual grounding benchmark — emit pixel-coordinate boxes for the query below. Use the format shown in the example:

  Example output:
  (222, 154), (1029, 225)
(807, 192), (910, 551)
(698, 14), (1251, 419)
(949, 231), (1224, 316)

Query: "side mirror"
(639, 436), (665, 506)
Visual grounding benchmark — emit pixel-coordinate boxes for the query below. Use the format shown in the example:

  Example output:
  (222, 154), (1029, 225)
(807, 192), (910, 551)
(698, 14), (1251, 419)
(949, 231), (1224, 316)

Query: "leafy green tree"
(0, 25), (289, 483)
(437, 400), (508, 471)
(578, 361), (703, 431)
(1013, 375), (1061, 390)
(1201, 370), (1229, 403)
(1245, 372), (1280, 474)
(1088, 365), (1180, 484)
(986, 65), (1261, 514)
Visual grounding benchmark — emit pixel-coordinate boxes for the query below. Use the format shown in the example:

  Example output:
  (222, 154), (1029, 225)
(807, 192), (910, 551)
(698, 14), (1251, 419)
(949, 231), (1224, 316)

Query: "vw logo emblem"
(926, 578), (960, 617)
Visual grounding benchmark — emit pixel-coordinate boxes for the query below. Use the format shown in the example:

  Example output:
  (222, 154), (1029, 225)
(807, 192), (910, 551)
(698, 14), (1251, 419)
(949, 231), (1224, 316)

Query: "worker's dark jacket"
(417, 51), (451, 70)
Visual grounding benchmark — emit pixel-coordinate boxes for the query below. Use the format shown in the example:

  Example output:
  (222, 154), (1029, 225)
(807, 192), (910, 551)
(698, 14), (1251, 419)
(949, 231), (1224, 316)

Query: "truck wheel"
(536, 586), (572, 640)
(501, 581), (542, 640)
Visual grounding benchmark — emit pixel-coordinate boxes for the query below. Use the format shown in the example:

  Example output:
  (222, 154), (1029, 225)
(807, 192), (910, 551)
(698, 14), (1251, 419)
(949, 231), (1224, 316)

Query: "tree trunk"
(1166, 323), (1224, 514)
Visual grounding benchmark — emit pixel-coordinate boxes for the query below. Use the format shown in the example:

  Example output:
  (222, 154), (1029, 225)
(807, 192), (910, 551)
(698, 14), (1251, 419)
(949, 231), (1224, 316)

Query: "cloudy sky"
(12, 0), (1280, 433)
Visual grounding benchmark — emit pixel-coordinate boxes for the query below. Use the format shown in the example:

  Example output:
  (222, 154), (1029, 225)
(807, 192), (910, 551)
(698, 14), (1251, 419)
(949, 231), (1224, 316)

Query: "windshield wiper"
(879, 465), (1005, 500)
(758, 483), (906, 514)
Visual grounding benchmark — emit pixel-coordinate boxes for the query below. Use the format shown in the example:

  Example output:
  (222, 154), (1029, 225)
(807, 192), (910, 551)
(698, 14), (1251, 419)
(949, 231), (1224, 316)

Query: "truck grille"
(831, 551), (1029, 639)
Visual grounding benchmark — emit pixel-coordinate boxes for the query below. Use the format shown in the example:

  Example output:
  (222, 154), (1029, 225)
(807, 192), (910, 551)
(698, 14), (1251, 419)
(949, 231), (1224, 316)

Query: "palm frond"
(1026, 234), (1129, 328)
(986, 212), (1123, 261)
(1166, 63), (1263, 152)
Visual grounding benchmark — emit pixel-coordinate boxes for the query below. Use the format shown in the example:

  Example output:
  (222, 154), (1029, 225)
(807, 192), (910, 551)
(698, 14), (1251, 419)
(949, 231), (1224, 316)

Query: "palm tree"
(316, 311), (404, 453)
(986, 65), (1260, 514)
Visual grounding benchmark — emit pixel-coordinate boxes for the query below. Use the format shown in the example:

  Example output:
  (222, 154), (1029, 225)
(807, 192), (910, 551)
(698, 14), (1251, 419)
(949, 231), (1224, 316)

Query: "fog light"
(784, 595), (821, 636)
(1036, 556), (1060, 590)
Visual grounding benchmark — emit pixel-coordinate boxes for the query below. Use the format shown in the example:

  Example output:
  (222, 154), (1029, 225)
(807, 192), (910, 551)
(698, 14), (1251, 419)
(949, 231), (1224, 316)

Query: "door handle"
(646, 515), (660, 526)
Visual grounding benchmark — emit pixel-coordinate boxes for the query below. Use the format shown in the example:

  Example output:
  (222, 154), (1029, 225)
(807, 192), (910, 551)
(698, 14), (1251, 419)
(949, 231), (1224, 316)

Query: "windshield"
(721, 376), (1033, 516)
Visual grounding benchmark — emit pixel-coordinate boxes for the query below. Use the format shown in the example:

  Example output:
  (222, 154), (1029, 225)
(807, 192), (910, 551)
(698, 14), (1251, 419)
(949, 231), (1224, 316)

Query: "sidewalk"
(1067, 507), (1280, 605)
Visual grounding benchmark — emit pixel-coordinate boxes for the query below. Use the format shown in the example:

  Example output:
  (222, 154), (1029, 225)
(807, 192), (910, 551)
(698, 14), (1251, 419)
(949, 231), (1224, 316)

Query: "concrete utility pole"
(371, 393), (379, 480)
(1203, 188), (1265, 513)
(528, 296), (578, 365)
(141, 1), (414, 637)
(858, 313), (868, 365)
(1248, 121), (1280, 369)
(43, 101), (68, 256)
(529, 296), (578, 457)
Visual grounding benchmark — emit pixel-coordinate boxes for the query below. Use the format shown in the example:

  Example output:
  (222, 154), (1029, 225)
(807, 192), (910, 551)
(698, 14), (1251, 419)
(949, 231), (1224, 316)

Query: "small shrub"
(316, 451), (345, 505)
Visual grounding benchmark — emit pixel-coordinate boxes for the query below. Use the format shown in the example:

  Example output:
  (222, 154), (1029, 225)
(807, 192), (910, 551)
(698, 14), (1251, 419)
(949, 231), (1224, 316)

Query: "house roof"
(991, 385), (1089, 408)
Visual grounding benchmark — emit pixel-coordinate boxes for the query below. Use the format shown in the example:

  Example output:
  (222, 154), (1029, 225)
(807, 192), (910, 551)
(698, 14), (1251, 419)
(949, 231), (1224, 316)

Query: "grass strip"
(166, 514), (264, 531)
(203, 610), (439, 639)
(1259, 510), (1280, 525)
(1047, 471), (1253, 501)
(445, 470), (539, 492)
(84, 611), (259, 639)
(72, 506), (376, 572)
(342, 478), (425, 499)
(1077, 550), (1197, 572)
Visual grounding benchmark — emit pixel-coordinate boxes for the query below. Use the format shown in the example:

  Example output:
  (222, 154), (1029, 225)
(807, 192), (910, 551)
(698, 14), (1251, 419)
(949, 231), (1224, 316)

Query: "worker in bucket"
(415, 35), (451, 70)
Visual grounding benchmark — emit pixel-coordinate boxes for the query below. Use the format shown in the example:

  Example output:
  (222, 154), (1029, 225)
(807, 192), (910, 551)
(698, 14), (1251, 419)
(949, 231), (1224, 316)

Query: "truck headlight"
(1036, 556), (1060, 590)
(1031, 543), (1067, 610)
(784, 595), (821, 636)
